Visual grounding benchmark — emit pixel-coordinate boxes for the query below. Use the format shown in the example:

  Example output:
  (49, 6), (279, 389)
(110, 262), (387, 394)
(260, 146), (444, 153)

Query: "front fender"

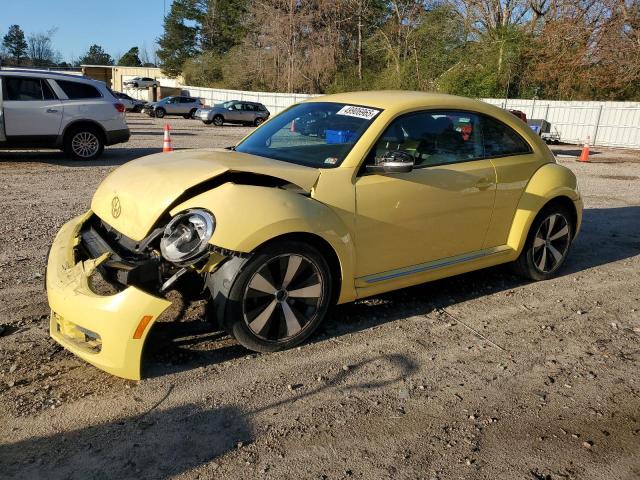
(507, 162), (582, 254)
(171, 183), (357, 303)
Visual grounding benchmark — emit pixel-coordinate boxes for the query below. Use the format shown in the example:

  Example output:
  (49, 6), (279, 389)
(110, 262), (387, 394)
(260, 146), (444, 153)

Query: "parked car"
(508, 109), (527, 122)
(112, 91), (146, 112)
(142, 96), (203, 119)
(45, 91), (582, 379)
(123, 77), (158, 89)
(196, 100), (270, 126)
(0, 69), (130, 160)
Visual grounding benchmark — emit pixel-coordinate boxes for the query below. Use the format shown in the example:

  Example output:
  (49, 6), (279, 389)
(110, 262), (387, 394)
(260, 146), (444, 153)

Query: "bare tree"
(28, 28), (58, 66)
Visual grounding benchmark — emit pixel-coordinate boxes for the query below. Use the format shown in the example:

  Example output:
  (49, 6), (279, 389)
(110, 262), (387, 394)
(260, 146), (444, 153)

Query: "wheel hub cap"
(72, 132), (99, 158)
(243, 254), (323, 342)
(533, 213), (571, 273)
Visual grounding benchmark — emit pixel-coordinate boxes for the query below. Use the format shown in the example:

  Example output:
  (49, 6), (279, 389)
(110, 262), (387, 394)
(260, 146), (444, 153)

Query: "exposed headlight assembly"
(160, 209), (215, 265)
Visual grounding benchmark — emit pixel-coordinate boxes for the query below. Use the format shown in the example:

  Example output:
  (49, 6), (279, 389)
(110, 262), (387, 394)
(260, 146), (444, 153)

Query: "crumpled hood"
(91, 148), (320, 241)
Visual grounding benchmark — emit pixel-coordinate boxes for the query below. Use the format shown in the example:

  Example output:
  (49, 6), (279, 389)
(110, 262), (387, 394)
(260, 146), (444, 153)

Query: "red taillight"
(114, 103), (126, 113)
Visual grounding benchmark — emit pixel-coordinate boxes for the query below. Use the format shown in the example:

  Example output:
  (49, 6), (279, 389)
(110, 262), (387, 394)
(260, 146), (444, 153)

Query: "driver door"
(168, 97), (184, 114)
(226, 102), (244, 122)
(354, 110), (497, 279)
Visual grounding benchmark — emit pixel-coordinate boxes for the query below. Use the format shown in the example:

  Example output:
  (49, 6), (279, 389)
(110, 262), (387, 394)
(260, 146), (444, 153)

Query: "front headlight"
(160, 209), (215, 264)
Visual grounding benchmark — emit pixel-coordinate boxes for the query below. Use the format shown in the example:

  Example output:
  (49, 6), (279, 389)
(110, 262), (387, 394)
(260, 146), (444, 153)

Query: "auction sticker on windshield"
(336, 105), (380, 120)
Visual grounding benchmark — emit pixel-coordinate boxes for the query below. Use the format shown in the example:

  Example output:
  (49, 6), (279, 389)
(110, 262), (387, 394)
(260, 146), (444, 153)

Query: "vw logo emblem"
(111, 196), (122, 218)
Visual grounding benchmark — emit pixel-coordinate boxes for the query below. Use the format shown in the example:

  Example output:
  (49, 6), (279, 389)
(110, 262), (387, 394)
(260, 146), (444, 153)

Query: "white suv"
(0, 70), (130, 160)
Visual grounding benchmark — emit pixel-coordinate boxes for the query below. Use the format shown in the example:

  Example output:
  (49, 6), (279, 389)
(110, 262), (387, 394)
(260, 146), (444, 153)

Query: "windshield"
(235, 102), (381, 168)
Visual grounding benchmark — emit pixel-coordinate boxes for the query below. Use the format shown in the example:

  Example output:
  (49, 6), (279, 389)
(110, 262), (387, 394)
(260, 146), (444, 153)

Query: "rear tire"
(254, 117), (264, 126)
(513, 203), (574, 281)
(155, 108), (166, 119)
(222, 241), (333, 353)
(213, 115), (224, 127)
(64, 126), (104, 161)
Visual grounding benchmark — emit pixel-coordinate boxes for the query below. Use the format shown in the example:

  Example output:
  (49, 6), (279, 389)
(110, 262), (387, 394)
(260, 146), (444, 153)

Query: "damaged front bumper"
(46, 211), (172, 380)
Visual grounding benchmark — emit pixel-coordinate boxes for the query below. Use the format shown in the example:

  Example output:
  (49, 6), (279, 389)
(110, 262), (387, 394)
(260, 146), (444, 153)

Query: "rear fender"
(507, 163), (581, 254)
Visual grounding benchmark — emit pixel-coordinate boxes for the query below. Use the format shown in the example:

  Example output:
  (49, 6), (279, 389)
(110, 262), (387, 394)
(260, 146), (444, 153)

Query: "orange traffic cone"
(578, 135), (590, 162)
(163, 123), (173, 152)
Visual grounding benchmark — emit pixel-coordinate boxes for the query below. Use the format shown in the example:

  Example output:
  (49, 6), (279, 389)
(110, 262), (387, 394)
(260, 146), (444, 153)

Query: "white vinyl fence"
(482, 98), (640, 149)
(180, 85), (640, 149)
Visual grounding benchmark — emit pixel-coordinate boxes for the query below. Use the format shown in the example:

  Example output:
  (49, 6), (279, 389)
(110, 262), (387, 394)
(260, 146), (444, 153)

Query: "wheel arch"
(506, 162), (582, 254)
(61, 120), (107, 147)
(251, 231), (343, 306)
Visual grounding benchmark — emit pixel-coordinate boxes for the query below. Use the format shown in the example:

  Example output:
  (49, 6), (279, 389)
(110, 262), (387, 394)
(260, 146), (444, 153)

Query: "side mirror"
(366, 150), (415, 174)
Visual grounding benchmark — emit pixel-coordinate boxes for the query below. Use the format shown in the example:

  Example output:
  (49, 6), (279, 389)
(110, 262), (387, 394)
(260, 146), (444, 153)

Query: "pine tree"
(200, 0), (249, 54)
(118, 47), (142, 67)
(3, 25), (28, 64)
(79, 44), (113, 65)
(157, 0), (201, 77)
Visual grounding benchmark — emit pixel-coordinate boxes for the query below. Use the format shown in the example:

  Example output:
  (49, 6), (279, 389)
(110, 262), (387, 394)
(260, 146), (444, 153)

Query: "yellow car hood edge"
(91, 148), (321, 241)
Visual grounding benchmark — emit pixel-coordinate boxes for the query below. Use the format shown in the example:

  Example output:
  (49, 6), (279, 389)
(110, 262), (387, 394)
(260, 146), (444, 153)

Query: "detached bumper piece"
(46, 211), (171, 380)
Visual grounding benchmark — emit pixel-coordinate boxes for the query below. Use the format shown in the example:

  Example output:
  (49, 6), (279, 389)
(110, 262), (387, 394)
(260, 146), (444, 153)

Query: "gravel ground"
(0, 114), (639, 480)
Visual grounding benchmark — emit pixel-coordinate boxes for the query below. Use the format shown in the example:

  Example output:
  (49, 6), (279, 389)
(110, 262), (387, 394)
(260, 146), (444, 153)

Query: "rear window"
(56, 80), (102, 100)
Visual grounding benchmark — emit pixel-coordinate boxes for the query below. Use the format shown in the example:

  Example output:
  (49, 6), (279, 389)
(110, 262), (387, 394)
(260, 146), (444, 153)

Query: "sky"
(0, 0), (173, 63)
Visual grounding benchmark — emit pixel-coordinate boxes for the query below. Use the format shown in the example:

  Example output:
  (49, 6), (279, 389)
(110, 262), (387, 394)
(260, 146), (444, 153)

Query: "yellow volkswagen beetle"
(46, 91), (582, 379)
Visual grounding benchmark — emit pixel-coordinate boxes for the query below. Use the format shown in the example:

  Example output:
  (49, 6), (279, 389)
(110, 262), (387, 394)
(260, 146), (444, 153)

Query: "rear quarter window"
(482, 116), (531, 157)
(56, 80), (102, 100)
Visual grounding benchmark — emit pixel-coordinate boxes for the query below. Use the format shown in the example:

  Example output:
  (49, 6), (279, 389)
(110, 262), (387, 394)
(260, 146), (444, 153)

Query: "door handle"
(46, 108), (59, 113)
(475, 178), (494, 190)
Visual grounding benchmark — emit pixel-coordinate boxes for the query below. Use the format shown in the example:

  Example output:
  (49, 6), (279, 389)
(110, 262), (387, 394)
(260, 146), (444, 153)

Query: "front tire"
(64, 126), (104, 161)
(513, 204), (574, 281)
(223, 241), (333, 352)
(213, 115), (224, 126)
(155, 108), (166, 118)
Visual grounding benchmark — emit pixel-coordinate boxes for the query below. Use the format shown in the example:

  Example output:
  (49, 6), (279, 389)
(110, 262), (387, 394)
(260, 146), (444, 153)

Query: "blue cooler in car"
(326, 130), (357, 144)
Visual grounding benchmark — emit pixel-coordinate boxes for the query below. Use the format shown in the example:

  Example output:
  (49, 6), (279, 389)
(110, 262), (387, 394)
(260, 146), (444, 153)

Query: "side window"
(481, 116), (531, 157)
(232, 103), (243, 111)
(3, 77), (46, 101)
(56, 80), (102, 99)
(368, 110), (483, 168)
(179, 97), (190, 103)
(243, 103), (256, 111)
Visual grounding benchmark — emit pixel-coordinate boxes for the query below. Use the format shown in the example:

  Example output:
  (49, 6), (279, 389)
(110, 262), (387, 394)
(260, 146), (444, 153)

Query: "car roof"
(305, 90), (500, 115)
(0, 69), (101, 83)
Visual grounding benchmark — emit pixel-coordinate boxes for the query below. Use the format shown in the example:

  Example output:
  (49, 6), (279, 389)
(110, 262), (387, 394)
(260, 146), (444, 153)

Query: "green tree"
(199, 0), (249, 54)
(118, 47), (142, 66)
(79, 44), (113, 65)
(3, 25), (28, 63)
(157, 0), (201, 77)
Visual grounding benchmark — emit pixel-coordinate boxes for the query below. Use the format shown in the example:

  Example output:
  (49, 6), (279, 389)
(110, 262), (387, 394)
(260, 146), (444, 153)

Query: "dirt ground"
(0, 114), (638, 480)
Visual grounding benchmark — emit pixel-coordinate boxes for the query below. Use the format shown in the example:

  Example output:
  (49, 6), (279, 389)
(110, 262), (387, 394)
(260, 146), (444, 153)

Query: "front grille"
(77, 215), (163, 292)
